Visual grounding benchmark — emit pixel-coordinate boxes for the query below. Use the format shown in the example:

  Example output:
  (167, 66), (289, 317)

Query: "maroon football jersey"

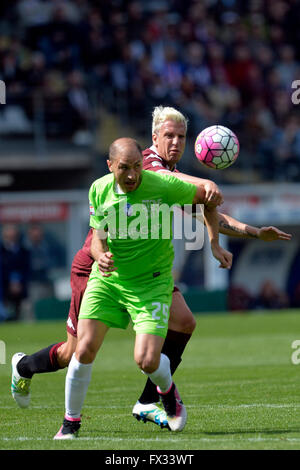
(142, 145), (179, 173)
(71, 228), (94, 274)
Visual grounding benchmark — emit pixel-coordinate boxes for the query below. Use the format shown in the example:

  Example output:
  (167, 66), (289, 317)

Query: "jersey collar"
(150, 145), (177, 171)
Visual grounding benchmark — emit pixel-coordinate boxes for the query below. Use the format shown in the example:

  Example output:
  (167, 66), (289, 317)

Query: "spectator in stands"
(226, 44), (256, 106)
(42, 70), (69, 137)
(259, 114), (300, 181)
(25, 223), (54, 284)
(291, 281), (300, 308)
(0, 0), (299, 183)
(253, 280), (290, 310)
(0, 249), (8, 321)
(24, 223), (66, 309)
(24, 223), (54, 310)
(37, 4), (80, 71)
(17, 0), (52, 28)
(275, 114), (300, 180)
(275, 44), (299, 90)
(66, 70), (91, 141)
(184, 42), (211, 92)
(25, 223), (65, 277)
(228, 286), (253, 311)
(0, 224), (30, 321)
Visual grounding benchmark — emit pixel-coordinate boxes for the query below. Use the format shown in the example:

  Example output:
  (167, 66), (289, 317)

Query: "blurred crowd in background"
(0, 223), (65, 321)
(0, 0), (299, 182)
(1, 0), (300, 319)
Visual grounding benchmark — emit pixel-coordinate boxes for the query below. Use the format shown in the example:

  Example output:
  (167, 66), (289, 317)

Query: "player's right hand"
(211, 244), (233, 269)
(97, 251), (116, 277)
(203, 180), (224, 208)
(258, 226), (292, 242)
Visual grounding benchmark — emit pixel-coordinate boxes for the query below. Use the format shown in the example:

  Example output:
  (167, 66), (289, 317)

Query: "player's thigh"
(168, 289), (196, 334)
(67, 270), (89, 337)
(79, 274), (130, 330)
(128, 277), (173, 339)
(134, 333), (165, 373)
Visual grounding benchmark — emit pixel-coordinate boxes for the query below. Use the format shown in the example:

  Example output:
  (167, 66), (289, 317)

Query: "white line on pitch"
(2, 403), (300, 410)
(1, 436), (300, 444)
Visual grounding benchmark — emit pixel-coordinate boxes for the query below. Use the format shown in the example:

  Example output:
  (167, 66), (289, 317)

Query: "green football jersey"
(89, 170), (197, 281)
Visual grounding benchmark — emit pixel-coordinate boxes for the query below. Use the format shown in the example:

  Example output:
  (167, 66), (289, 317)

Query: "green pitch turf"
(1, 310), (300, 450)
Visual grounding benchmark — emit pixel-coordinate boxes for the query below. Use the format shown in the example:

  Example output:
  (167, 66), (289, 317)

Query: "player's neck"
(114, 176), (143, 194)
(153, 145), (176, 171)
(115, 183), (125, 194)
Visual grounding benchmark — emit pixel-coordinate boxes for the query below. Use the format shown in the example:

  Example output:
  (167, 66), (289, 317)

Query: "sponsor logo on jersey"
(124, 203), (133, 217)
(151, 161), (162, 167)
(89, 203), (95, 215)
(67, 316), (75, 331)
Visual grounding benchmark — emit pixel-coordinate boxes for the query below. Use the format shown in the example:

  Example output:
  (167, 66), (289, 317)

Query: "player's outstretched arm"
(218, 213), (292, 241)
(193, 186), (233, 269)
(159, 169), (223, 208)
(205, 207), (233, 269)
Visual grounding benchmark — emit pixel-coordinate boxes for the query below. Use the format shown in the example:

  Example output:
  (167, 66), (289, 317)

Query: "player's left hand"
(203, 180), (224, 208)
(211, 243), (233, 269)
(97, 251), (117, 276)
(258, 226), (292, 242)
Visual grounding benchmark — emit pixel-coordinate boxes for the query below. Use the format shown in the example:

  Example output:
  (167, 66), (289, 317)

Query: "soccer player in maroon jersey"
(11, 106), (291, 426)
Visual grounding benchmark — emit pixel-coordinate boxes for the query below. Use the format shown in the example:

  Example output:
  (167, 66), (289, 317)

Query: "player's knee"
(56, 335), (77, 368)
(184, 313), (196, 334)
(76, 340), (97, 364)
(135, 353), (159, 374)
(169, 309), (196, 334)
(57, 344), (75, 368)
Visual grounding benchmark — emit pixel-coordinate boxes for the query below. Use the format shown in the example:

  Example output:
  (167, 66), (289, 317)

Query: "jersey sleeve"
(143, 155), (166, 172)
(89, 181), (103, 230)
(161, 174), (197, 206)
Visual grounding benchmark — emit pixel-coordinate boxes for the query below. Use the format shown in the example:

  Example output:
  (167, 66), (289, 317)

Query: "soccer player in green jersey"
(54, 137), (231, 438)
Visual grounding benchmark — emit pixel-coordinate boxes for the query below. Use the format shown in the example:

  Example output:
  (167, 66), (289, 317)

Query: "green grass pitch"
(1, 310), (300, 450)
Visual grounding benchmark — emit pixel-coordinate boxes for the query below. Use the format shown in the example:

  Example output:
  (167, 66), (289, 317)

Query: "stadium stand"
(0, 0), (299, 186)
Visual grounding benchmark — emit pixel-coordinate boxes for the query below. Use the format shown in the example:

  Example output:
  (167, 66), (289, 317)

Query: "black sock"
(138, 330), (191, 404)
(17, 343), (65, 379)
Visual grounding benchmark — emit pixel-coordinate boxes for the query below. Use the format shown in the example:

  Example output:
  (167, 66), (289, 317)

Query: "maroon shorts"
(66, 271), (90, 337)
(66, 270), (180, 338)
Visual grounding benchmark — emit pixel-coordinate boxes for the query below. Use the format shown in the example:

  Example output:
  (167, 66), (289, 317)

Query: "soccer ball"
(194, 125), (239, 169)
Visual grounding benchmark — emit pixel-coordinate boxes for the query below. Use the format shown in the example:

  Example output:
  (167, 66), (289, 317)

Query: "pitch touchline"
(2, 403), (300, 410)
(2, 436), (300, 443)
(189, 403), (300, 409)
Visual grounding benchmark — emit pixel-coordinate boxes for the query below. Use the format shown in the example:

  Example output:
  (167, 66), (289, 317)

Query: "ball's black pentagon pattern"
(201, 125), (238, 169)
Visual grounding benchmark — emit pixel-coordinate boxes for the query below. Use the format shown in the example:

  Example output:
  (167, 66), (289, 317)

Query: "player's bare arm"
(90, 228), (106, 260)
(172, 171), (223, 207)
(218, 213), (292, 241)
(91, 228), (116, 277)
(158, 168), (223, 208)
(205, 207), (233, 269)
(192, 186), (233, 269)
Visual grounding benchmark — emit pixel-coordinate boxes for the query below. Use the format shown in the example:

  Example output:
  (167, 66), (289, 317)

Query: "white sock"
(65, 353), (93, 419)
(146, 353), (172, 394)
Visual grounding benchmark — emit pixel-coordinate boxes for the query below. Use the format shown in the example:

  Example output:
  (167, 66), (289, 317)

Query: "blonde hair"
(152, 106), (188, 135)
